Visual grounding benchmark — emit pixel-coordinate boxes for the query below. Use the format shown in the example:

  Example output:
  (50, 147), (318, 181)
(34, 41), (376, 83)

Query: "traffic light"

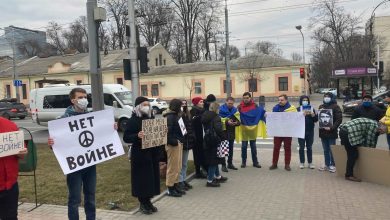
(123, 59), (131, 80)
(138, 47), (149, 73)
(374, 61), (384, 74)
(300, 68), (305, 79)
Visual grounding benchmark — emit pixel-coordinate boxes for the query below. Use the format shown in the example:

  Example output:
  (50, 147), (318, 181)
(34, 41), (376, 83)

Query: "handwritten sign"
(142, 118), (168, 149)
(48, 109), (124, 175)
(266, 112), (305, 138)
(0, 131), (24, 158)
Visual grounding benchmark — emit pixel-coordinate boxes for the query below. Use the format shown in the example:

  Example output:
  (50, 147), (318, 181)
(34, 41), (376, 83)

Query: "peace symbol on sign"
(79, 130), (94, 148)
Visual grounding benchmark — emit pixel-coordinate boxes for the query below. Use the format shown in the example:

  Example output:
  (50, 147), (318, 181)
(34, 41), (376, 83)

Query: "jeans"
(321, 138), (336, 167)
(0, 182), (18, 220)
(241, 140), (258, 165)
(387, 134), (390, 150)
(340, 129), (358, 177)
(273, 137), (292, 166)
(179, 149), (190, 182)
(298, 132), (314, 164)
(67, 165), (96, 220)
(227, 140), (235, 165)
(207, 165), (220, 182)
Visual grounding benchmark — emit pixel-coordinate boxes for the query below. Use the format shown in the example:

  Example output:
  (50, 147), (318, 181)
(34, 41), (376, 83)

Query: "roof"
(0, 50), (129, 78)
(146, 53), (302, 76)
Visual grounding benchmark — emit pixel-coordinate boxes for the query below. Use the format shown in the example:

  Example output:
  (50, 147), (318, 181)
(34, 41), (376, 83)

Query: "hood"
(299, 95), (310, 106)
(323, 92), (337, 105)
(201, 111), (218, 124)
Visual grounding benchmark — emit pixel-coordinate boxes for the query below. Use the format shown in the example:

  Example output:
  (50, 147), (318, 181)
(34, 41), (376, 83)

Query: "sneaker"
(285, 165), (291, 171)
(215, 176), (228, 183)
(345, 176), (362, 182)
(269, 165), (278, 170)
(227, 164), (238, 170)
(329, 166), (336, 173)
(318, 165), (328, 171)
(253, 164), (262, 168)
(308, 163), (315, 169)
(167, 187), (182, 197)
(241, 163), (246, 168)
(299, 163), (305, 169)
(221, 165), (229, 172)
(206, 180), (220, 187)
(174, 183), (186, 195)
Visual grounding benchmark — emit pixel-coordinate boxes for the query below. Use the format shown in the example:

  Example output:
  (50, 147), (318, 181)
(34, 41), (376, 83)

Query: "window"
(159, 54), (162, 66)
(76, 80), (82, 85)
(248, 78), (258, 92)
(104, 93), (119, 107)
(5, 85), (11, 98)
(22, 84), (27, 99)
(194, 82), (202, 94)
(163, 59), (166, 65)
(279, 77), (288, 91)
(155, 58), (158, 66)
(141, 85), (148, 96)
(43, 94), (92, 109)
(116, 77), (123, 85)
(151, 84), (159, 97)
(38, 83), (43, 88)
(223, 80), (232, 93)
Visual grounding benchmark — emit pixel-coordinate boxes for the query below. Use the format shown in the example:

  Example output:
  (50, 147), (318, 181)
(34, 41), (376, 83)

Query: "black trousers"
(339, 129), (359, 177)
(0, 182), (19, 220)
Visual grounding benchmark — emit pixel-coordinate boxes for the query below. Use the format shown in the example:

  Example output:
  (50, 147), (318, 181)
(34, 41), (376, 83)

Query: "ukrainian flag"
(235, 104), (267, 142)
(219, 104), (239, 131)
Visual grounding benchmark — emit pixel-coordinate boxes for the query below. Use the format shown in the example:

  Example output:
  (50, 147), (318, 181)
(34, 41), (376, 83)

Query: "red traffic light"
(300, 68), (305, 79)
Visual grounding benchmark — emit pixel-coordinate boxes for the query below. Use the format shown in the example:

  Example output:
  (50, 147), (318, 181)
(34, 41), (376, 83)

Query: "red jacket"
(0, 117), (20, 191)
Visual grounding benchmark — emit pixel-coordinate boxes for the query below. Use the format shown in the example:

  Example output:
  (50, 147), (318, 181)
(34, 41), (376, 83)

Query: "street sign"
(13, 80), (22, 87)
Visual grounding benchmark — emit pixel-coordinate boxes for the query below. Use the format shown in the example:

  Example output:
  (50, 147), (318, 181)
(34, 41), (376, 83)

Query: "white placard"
(0, 131), (24, 158)
(178, 117), (187, 136)
(266, 112), (305, 138)
(48, 109), (124, 175)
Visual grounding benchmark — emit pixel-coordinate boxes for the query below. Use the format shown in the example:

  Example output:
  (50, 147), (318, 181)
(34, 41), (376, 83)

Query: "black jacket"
(123, 113), (161, 198)
(224, 115), (240, 140)
(351, 104), (384, 121)
(181, 112), (195, 150)
(319, 99), (343, 139)
(190, 106), (205, 146)
(201, 111), (225, 166)
(163, 110), (184, 146)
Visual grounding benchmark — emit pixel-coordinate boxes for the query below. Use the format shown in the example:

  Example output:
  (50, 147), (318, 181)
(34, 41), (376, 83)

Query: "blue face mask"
(302, 101), (309, 106)
(362, 101), (372, 107)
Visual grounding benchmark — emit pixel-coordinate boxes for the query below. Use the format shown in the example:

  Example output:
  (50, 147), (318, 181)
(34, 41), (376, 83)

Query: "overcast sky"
(0, 0), (389, 61)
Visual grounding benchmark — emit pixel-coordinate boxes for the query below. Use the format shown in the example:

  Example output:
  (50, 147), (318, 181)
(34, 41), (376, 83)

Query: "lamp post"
(296, 25), (307, 95)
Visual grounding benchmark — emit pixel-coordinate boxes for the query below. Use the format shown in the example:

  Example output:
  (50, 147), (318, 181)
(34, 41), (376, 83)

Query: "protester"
(219, 97), (240, 171)
(270, 94), (297, 171)
(0, 117), (28, 220)
(190, 97), (208, 178)
(178, 100), (194, 191)
(297, 95), (318, 169)
(318, 92), (343, 173)
(163, 99), (185, 197)
(123, 96), (161, 215)
(379, 92), (390, 150)
(204, 94), (217, 111)
(202, 102), (228, 187)
(237, 92), (265, 168)
(48, 88), (98, 220)
(352, 95), (384, 121)
(339, 118), (387, 182)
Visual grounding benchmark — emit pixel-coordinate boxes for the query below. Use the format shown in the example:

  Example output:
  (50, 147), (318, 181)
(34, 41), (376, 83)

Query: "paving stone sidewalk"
(19, 149), (390, 220)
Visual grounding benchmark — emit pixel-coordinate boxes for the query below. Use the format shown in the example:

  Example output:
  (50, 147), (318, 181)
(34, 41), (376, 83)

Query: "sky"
(0, 0), (389, 61)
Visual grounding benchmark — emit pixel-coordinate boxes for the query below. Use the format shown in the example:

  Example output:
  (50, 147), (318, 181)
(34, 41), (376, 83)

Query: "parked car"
(148, 98), (168, 115)
(342, 90), (388, 115)
(0, 98), (28, 120)
(319, 88), (337, 95)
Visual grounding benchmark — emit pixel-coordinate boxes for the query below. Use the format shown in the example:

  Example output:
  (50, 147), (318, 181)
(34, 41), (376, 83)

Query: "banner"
(266, 112), (305, 138)
(142, 118), (167, 149)
(0, 131), (24, 158)
(48, 109), (124, 175)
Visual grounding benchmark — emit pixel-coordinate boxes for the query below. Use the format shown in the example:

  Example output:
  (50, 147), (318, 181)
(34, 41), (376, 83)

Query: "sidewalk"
(19, 149), (390, 220)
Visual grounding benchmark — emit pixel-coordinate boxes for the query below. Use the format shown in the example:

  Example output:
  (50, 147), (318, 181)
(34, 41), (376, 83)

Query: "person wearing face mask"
(380, 92), (390, 150)
(123, 96), (161, 215)
(352, 95), (384, 122)
(297, 96), (318, 169)
(163, 99), (185, 197)
(318, 92), (343, 173)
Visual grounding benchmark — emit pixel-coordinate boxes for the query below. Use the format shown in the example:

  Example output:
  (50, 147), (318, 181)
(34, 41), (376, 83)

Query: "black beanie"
(206, 94), (216, 103)
(135, 96), (149, 106)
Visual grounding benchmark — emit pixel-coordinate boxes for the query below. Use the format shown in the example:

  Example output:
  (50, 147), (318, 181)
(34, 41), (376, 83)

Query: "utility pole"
(129, 0), (139, 104)
(377, 44), (380, 90)
(10, 27), (20, 102)
(87, 0), (104, 111)
(224, 0), (231, 98)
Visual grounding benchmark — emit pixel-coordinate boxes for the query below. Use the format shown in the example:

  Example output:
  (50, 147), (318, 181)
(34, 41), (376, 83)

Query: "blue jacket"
(297, 96), (318, 135)
(61, 106), (88, 118)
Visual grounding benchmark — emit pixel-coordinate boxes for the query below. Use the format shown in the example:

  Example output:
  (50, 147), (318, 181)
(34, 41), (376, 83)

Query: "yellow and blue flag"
(235, 101), (267, 142)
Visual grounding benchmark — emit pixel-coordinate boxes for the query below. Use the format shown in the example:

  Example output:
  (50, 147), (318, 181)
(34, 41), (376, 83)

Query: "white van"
(29, 84), (133, 131)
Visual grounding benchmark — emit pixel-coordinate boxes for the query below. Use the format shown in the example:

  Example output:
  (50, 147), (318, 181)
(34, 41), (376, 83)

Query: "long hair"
(209, 102), (220, 114)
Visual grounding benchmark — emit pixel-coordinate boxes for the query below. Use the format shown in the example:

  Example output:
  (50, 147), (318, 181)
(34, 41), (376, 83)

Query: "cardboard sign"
(0, 131), (24, 158)
(178, 117), (187, 136)
(142, 118), (167, 149)
(266, 112), (305, 138)
(48, 109), (124, 175)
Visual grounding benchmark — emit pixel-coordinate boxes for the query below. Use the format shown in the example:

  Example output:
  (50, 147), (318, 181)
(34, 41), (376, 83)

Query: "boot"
(174, 183), (186, 195)
(139, 203), (153, 215)
(167, 186), (182, 197)
(179, 182), (189, 191)
(146, 201), (158, 213)
(221, 164), (229, 172)
(227, 164), (238, 170)
(183, 181), (193, 189)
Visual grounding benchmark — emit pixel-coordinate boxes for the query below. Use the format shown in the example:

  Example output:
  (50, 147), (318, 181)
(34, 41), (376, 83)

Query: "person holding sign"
(123, 96), (161, 215)
(318, 92), (342, 173)
(269, 94), (297, 171)
(297, 95), (318, 169)
(0, 117), (27, 220)
(163, 99), (185, 197)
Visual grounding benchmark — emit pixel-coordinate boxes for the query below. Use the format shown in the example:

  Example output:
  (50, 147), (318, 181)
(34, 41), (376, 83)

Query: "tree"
(238, 54), (267, 96)
(218, 45), (241, 61)
(291, 52), (303, 62)
(46, 21), (66, 54)
(102, 0), (128, 49)
(63, 17), (89, 53)
(245, 41), (283, 57)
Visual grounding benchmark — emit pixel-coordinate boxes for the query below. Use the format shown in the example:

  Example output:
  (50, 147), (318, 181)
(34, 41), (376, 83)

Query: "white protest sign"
(142, 118), (168, 149)
(48, 109), (124, 175)
(266, 112), (305, 138)
(178, 117), (187, 136)
(0, 131), (24, 158)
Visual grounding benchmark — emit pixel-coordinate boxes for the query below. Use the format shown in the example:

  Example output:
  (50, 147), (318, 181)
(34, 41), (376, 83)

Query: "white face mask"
(140, 106), (150, 114)
(323, 97), (331, 103)
(76, 98), (88, 110)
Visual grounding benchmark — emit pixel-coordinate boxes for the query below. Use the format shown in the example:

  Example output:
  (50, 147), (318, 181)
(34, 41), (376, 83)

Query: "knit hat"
(192, 97), (203, 106)
(135, 96), (149, 106)
(206, 94), (216, 103)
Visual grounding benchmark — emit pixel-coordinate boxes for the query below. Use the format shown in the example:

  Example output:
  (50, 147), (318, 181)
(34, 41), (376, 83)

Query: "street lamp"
(296, 25), (307, 95)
